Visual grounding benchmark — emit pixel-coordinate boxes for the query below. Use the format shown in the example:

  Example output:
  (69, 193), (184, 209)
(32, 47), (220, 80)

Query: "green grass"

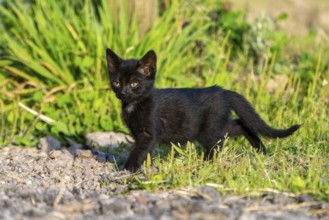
(0, 0), (328, 201)
(138, 141), (328, 200)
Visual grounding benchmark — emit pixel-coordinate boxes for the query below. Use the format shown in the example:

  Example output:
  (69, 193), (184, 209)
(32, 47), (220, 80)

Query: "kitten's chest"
(122, 104), (136, 125)
(123, 103), (136, 114)
(122, 102), (155, 136)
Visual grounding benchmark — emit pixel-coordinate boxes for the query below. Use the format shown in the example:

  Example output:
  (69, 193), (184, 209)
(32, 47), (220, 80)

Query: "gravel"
(0, 134), (328, 220)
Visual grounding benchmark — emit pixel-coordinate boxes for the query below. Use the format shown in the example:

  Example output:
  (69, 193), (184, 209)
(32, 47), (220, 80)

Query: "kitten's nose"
(121, 89), (127, 97)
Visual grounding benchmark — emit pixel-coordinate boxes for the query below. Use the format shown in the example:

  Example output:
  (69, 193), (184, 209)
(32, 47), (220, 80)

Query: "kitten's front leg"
(124, 134), (155, 172)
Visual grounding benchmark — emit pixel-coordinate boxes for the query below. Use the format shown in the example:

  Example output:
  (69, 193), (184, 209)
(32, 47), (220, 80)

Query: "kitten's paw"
(123, 162), (140, 173)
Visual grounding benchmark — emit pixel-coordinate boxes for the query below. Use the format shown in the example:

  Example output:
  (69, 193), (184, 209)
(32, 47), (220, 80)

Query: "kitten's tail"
(227, 90), (300, 138)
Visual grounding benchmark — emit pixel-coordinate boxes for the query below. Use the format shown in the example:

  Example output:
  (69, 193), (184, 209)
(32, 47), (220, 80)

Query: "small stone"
(272, 193), (295, 205)
(48, 150), (64, 159)
(66, 137), (84, 152)
(22, 207), (47, 218)
(131, 201), (149, 216)
(159, 214), (175, 220)
(125, 215), (155, 220)
(38, 136), (62, 151)
(297, 193), (315, 203)
(151, 200), (171, 218)
(191, 212), (224, 220)
(136, 196), (148, 206)
(75, 149), (93, 159)
(196, 186), (221, 201)
(100, 198), (131, 215)
(85, 132), (134, 149)
(43, 187), (59, 206)
(92, 150), (107, 162)
(99, 199), (115, 214)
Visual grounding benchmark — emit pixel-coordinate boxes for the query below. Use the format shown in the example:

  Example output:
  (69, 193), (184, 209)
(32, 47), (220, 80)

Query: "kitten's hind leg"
(201, 119), (266, 160)
(225, 119), (266, 154)
(243, 128), (266, 154)
(200, 129), (226, 160)
(203, 138), (224, 160)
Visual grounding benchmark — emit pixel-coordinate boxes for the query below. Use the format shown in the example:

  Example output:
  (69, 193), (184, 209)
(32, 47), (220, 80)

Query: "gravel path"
(0, 145), (328, 220)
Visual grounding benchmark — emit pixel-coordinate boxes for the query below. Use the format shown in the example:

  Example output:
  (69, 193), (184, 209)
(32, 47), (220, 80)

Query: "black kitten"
(106, 49), (300, 172)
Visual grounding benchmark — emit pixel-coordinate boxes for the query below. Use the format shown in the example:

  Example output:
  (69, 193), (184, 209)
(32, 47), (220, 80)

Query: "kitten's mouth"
(118, 94), (133, 103)
(117, 92), (145, 103)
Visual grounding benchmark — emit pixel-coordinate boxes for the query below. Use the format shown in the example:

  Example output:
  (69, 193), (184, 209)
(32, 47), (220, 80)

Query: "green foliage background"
(0, 0), (328, 200)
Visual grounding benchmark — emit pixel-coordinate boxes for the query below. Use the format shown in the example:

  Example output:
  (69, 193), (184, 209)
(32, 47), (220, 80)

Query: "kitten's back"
(154, 86), (231, 144)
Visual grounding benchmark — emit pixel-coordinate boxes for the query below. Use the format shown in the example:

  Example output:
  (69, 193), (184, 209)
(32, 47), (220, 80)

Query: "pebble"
(38, 136), (62, 151)
(196, 186), (221, 201)
(75, 149), (93, 158)
(85, 131), (134, 149)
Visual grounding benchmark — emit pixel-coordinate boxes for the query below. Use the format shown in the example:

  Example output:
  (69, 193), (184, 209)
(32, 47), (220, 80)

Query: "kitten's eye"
(130, 82), (139, 88)
(112, 81), (120, 88)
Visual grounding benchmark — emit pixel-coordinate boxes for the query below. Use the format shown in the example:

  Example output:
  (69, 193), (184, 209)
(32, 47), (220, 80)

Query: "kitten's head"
(106, 49), (157, 103)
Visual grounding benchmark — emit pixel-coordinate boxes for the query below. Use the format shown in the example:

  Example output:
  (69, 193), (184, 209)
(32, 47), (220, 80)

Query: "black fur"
(106, 49), (300, 171)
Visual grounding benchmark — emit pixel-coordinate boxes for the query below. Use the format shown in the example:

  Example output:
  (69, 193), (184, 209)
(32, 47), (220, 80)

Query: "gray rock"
(196, 186), (221, 201)
(159, 213), (175, 220)
(297, 193), (315, 203)
(22, 207), (47, 218)
(38, 136), (61, 151)
(272, 193), (295, 205)
(92, 151), (108, 162)
(48, 150), (64, 159)
(151, 200), (171, 218)
(239, 210), (313, 220)
(48, 149), (73, 161)
(75, 149), (93, 159)
(100, 198), (132, 217)
(125, 215), (155, 220)
(85, 132), (134, 149)
(131, 201), (149, 215)
(66, 137), (84, 152)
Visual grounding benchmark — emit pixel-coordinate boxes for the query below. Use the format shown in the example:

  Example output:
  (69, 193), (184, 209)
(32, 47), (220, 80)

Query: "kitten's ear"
(137, 50), (157, 78)
(106, 48), (122, 74)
